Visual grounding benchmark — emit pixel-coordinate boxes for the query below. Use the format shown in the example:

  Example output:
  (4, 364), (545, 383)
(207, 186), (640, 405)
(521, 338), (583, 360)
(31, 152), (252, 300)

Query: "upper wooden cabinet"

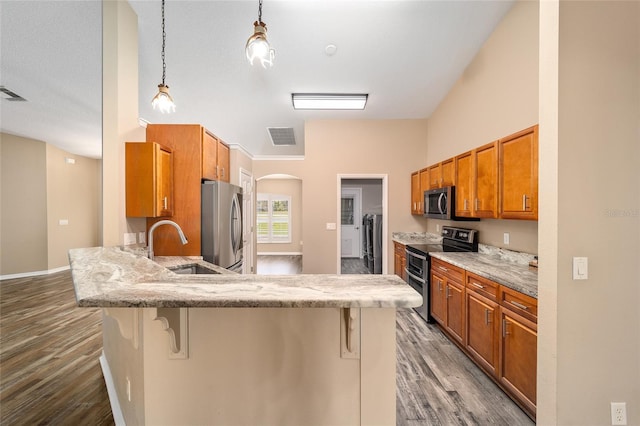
(455, 143), (498, 219)
(499, 125), (539, 220)
(125, 142), (173, 218)
(202, 130), (230, 182)
(427, 158), (455, 189)
(411, 168), (429, 215)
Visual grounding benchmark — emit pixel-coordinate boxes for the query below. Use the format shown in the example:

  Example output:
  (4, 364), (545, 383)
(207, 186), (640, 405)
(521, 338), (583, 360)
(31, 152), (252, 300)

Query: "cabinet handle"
(485, 309), (490, 325)
(508, 300), (529, 310)
(475, 198), (479, 210)
(216, 165), (220, 178)
(446, 287), (450, 298)
(502, 319), (508, 337)
(471, 282), (484, 289)
(463, 199), (468, 210)
(438, 266), (449, 272)
(221, 167), (225, 178)
(438, 280), (442, 291)
(522, 194), (528, 211)
(163, 196), (168, 210)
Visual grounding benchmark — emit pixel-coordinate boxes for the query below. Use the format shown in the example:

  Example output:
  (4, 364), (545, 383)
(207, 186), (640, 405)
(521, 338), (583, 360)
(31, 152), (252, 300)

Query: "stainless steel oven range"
(405, 226), (478, 322)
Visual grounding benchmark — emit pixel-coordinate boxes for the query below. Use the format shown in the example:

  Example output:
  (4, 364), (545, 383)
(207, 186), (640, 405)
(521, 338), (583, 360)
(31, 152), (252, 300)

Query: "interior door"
(340, 188), (362, 258)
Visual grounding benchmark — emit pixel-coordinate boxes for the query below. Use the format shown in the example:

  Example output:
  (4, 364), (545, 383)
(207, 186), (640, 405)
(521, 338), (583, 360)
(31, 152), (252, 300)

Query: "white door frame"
(240, 168), (254, 274)
(340, 187), (363, 258)
(336, 174), (388, 274)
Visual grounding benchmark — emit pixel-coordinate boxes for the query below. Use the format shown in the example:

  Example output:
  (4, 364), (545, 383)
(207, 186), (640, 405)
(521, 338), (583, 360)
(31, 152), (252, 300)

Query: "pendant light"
(245, 0), (275, 68)
(151, 0), (175, 113)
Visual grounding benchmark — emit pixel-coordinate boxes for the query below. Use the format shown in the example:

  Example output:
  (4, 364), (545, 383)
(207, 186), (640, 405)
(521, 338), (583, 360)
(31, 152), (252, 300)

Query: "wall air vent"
(267, 127), (296, 146)
(0, 86), (27, 102)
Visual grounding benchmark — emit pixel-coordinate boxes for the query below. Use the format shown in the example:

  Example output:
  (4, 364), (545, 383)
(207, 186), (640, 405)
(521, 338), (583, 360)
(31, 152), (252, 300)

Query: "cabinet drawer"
(500, 286), (537, 322)
(466, 272), (498, 301)
(431, 258), (464, 283)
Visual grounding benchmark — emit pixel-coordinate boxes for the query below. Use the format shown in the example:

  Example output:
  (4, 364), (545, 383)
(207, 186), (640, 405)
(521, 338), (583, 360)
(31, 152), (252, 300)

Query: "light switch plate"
(572, 257), (588, 280)
(138, 231), (146, 245)
(124, 233), (137, 246)
(326, 223), (337, 230)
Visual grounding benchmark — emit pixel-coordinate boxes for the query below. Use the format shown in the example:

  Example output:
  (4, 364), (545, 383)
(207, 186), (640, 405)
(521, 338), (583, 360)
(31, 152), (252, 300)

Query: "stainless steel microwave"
(423, 186), (479, 221)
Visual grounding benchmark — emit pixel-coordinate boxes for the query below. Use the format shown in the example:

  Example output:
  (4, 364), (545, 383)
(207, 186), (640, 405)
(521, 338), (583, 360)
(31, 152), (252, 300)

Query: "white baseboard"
(257, 252), (303, 256)
(100, 352), (126, 426)
(0, 265), (70, 281)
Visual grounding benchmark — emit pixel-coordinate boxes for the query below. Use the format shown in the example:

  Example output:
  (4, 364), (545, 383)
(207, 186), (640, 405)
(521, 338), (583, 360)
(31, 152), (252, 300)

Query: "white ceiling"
(0, 0), (514, 159)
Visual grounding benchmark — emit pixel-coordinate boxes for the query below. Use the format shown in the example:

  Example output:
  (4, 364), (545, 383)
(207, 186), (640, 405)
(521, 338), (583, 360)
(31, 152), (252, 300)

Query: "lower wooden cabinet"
(499, 293), (537, 417)
(393, 242), (406, 281)
(430, 258), (537, 420)
(466, 290), (499, 376)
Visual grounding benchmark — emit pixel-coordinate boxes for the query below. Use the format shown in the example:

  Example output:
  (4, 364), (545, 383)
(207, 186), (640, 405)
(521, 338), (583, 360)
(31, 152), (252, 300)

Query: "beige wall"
(254, 119), (429, 273)
(46, 144), (100, 269)
(539, 1), (640, 424)
(0, 134), (48, 275)
(422, 0), (540, 254)
(0, 134), (99, 276)
(256, 178), (303, 254)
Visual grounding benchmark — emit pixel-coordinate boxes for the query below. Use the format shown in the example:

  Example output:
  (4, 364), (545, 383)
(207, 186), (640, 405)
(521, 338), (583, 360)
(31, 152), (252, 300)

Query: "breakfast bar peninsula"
(69, 247), (422, 425)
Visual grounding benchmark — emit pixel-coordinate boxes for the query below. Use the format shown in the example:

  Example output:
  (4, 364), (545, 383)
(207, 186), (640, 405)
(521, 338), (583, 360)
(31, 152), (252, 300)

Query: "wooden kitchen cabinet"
(410, 171), (421, 214)
(125, 142), (173, 218)
(454, 151), (473, 217)
(473, 142), (498, 218)
(428, 158), (455, 189)
(499, 125), (538, 220)
(466, 273), (500, 377)
(202, 130), (230, 183)
(455, 143), (498, 219)
(393, 242), (406, 281)
(499, 298), (537, 418)
(430, 258), (465, 346)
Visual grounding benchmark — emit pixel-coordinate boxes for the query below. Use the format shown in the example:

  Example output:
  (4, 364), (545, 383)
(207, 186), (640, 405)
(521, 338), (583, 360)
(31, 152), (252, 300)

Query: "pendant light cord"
(161, 0), (167, 85)
(258, 0), (263, 24)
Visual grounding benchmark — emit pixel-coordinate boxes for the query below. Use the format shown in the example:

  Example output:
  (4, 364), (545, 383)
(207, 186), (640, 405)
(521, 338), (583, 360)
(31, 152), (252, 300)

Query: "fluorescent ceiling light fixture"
(292, 94), (368, 110)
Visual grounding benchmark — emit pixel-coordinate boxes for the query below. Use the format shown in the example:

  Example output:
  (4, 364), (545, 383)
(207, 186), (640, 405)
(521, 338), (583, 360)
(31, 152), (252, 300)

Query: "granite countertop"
(68, 247), (423, 309)
(392, 232), (442, 245)
(428, 249), (538, 298)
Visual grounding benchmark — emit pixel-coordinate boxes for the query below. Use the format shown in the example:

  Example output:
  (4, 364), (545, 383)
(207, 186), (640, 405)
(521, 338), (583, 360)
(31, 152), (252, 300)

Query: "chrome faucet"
(148, 220), (188, 260)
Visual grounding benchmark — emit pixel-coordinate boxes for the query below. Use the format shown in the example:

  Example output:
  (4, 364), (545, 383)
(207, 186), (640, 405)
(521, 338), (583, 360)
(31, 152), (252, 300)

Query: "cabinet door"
(430, 272), (446, 325)
(217, 140), (230, 183)
(441, 159), (454, 187)
(473, 142), (498, 218)
(393, 242), (405, 278)
(418, 168), (429, 211)
(157, 146), (173, 217)
(445, 280), (465, 345)
(455, 152), (473, 217)
(428, 164), (441, 189)
(410, 172), (421, 214)
(466, 291), (499, 376)
(202, 131), (218, 180)
(125, 142), (173, 218)
(500, 125), (538, 220)
(500, 309), (537, 415)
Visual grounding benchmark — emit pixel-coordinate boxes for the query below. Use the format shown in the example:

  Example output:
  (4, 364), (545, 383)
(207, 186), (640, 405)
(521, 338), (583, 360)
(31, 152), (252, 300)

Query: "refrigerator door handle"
(231, 193), (242, 253)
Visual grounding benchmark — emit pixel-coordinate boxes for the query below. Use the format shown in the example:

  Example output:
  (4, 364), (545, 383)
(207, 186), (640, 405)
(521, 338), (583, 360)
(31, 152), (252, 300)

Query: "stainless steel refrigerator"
(201, 180), (243, 273)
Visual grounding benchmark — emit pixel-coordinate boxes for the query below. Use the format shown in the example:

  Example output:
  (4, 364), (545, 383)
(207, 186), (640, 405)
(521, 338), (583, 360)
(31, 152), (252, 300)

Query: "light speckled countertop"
(429, 251), (538, 298)
(391, 232), (442, 245)
(68, 247), (423, 309)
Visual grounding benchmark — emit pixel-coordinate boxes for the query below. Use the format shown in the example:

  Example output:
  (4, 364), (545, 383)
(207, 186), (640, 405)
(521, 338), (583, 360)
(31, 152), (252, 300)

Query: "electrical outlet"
(123, 233), (136, 246)
(138, 231), (146, 245)
(436, 224), (441, 232)
(611, 402), (627, 425)
(503, 232), (510, 245)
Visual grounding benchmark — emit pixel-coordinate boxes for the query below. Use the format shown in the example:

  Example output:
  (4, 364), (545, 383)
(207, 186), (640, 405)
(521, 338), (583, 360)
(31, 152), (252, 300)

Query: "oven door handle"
(405, 250), (427, 261)
(405, 268), (426, 284)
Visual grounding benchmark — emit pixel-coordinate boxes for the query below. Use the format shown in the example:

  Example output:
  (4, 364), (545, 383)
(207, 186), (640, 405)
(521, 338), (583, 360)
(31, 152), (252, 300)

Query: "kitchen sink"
(170, 264), (221, 275)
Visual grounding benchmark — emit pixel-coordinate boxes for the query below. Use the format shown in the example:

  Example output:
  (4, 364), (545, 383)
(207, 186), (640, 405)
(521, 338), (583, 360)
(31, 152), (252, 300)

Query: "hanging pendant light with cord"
(245, 0), (275, 68)
(151, 0), (175, 113)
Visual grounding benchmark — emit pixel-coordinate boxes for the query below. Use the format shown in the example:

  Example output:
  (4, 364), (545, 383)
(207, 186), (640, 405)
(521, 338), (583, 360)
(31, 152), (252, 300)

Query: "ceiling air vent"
(0, 86), (27, 102)
(267, 127), (296, 146)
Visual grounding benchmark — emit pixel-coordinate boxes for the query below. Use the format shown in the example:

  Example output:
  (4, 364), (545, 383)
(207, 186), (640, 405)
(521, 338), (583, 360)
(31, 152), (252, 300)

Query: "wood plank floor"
(0, 272), (114, 425)
(1, 267), (533, 425)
